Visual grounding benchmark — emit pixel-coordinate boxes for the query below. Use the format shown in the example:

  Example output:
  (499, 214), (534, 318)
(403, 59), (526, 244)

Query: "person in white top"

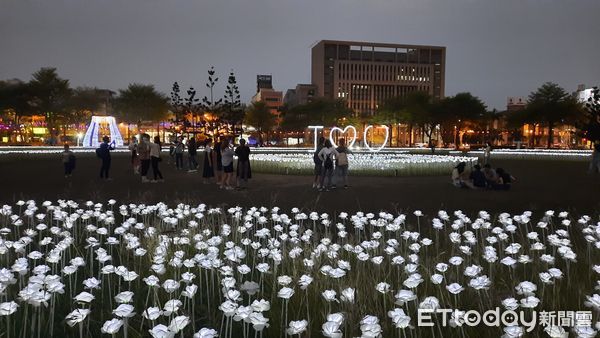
(150, 136), (163, 182)
(318, 140), (339, 192)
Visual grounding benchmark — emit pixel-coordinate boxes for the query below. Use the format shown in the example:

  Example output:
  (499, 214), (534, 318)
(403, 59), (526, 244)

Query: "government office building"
(311, 40), (446, 115)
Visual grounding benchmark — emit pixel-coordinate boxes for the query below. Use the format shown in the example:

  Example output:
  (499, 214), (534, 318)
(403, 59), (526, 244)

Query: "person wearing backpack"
(96, 136), (115, 180)
(62, 143), (76, 178)
(312, 137), (325, 189)
(334, 138), (351, 189)
(318, 139), (339, 192)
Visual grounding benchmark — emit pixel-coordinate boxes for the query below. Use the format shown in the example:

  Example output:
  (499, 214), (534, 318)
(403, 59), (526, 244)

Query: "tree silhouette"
(184, 86), (202, 134)
(0, 80), (34, 123)
(170, 82), (184, 125)
(201, 66), (223, 136)
(114, 84), (169, 129)
(62, 87), (107, 136)
(245, 101), (276, 145)
(28, 67), (72, 139)
(441, 92), (487, 147)
(221, 70), (243, 135)
(523, 82), (582, 148)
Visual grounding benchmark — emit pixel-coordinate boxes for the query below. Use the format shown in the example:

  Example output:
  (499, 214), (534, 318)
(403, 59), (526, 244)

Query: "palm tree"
(441, 92), (487, 148)
(524, 82), (583, 148)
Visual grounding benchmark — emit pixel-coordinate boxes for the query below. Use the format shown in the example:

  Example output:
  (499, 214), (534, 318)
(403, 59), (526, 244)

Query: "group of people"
(125, 134), (252, 189)
(452, 162), (516, 190)
(62, 134), (522, 193)
(312, 137), (351, 192)
(60, 133), (253, 190)
(128, 134), (164, 182)
(200, 137), (252, 190)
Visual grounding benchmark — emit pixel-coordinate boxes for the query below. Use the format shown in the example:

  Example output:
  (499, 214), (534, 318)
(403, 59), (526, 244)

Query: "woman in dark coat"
(235, 138), (252, 189)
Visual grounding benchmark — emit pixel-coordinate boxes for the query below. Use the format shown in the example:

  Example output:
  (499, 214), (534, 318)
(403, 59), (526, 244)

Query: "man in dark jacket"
(187, 137), (198, 172)
(97, 136), (115, 180)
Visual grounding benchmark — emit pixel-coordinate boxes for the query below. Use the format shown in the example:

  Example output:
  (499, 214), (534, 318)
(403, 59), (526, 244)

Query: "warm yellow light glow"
(32, 127), (47, 135)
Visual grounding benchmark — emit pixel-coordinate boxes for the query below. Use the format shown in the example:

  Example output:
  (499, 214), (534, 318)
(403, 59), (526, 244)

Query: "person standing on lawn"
(220, 137), (235, 190)
(202, 138), (215, 184)
(137, 134), (152, 183)
(213, 137), (224, 184)
(128, 136), (140, 174)
(318, 139), (339, 192)
(187, 136), (198, 172)
(235, 138), (251, 189)
(62, 143), (76, 178)
(174, 136), (185, 170)
(589, 140), (600, 174)
(96, 136), (115, 180)
(313, 137), (325, 189)
(334, 138), (351, 189)
(150, 135), (164, 182)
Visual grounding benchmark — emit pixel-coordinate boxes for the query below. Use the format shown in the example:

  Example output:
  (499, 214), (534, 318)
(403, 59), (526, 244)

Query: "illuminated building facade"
(311, 40), (446, 115)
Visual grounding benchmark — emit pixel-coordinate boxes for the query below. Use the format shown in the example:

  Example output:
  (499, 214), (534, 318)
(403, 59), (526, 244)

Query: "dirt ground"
(1, 152), (599, 215)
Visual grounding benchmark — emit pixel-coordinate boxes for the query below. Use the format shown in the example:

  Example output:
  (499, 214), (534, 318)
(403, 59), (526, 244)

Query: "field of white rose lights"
(2, 199), (600, 337)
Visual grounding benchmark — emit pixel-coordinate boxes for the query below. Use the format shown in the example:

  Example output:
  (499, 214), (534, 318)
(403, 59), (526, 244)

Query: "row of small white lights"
(0, 146), (441, 155)
(463, 149), (592, 157)
(250, 153), (476, 169)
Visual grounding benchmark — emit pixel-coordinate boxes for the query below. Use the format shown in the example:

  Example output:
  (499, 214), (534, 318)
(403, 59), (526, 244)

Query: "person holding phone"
(97, 136), (115, 180)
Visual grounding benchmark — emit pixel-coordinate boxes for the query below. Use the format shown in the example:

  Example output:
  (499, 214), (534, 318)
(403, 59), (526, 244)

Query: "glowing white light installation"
(309, 126), (324, 151)
(82, 116), (124, 148)
(363, 125), (389, 152)
(329, 126), (357, 149)
(311, 125), (389, 151)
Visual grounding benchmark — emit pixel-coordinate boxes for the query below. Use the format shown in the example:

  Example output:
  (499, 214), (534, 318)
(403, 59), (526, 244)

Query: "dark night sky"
(1, 0), (599, 110)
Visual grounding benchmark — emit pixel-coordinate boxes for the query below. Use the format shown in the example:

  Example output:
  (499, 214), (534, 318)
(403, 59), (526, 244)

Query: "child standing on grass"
(62, 143), (76, 178)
